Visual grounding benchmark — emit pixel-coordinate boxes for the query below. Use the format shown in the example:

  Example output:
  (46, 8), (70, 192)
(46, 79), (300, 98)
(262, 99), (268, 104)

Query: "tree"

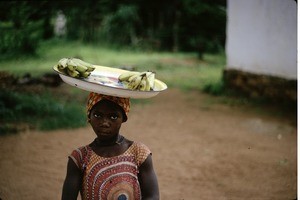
(0, 1), (53, 57)
(0, 0), (226, 57)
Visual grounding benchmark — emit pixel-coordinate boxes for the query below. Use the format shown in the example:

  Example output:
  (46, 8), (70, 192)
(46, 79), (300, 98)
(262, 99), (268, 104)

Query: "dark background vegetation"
(0, 0), (226, 59)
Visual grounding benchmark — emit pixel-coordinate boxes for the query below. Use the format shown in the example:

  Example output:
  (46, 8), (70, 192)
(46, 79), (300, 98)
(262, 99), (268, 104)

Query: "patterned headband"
(86, 92), (130, 122)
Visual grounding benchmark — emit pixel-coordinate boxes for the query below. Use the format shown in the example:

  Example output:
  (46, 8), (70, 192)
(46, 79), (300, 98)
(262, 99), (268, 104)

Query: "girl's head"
(87, 92), (130, 140)
(87, 92), (130, 122)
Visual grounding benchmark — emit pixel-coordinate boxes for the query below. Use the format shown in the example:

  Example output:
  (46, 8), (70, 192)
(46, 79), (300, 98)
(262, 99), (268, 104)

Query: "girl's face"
(89, 100), (124, 141)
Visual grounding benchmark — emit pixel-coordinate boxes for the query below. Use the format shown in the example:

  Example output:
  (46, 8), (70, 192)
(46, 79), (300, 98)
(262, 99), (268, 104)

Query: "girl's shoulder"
(132, 141), (151, 151)
(69, 145), (90, 170)
(130, 141), (152, 167)
(71, 145), (90, 157)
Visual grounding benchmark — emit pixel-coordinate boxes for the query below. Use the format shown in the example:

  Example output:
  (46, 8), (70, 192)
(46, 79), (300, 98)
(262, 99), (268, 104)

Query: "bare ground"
(0, 88), (297, 200)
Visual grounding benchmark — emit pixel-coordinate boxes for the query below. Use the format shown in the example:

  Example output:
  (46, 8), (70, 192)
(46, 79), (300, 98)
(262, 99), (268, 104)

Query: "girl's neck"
(95, 135), (124, 147)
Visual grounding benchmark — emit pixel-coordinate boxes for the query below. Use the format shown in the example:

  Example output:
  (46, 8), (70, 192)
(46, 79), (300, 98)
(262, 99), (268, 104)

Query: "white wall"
(226, 0), (297, 80)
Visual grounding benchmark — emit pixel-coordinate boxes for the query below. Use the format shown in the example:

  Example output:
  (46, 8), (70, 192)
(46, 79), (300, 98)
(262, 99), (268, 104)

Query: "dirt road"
(0, 88), (297, 199)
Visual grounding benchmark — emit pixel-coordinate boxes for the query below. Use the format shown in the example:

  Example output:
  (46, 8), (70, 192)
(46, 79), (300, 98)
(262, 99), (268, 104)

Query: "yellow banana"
(118, 71), (139, 82)
(128, 73), (140, 82)
(133, 76), (143, 90)
(118, 70), (157, 91)
(146, 72), (155, 90)
(145, 77), (151, 91)
(128, 75), (142, 90)
(139, 77), (147, 91)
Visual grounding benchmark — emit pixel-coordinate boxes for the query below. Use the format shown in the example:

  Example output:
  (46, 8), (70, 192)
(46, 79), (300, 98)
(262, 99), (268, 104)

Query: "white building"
(224, 0), (297, 101)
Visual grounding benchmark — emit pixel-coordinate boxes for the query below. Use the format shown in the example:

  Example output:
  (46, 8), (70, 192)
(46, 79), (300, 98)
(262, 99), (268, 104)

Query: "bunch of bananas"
(118, 71), (156, 91)
(56, 58), (95, 78)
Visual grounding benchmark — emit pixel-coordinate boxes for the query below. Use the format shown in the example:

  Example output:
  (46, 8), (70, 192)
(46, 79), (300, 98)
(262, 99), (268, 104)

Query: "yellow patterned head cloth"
(87, 92), (130, 122)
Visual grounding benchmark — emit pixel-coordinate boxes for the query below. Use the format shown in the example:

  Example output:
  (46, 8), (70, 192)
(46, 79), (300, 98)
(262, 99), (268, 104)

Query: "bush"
(101, 5), (139, 46)
(0, 90), (87, 134)
(202, 79), (225, 96)
(0, 2), (44, 58)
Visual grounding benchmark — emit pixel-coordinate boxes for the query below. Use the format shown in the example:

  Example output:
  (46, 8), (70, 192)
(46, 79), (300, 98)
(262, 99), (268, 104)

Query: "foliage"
(0, 0), (226, 58)
(179, 0), (226, 58)
(0, 90), (87, 134)
(101, 5), (139, 45)
(0, 1), (53, 58)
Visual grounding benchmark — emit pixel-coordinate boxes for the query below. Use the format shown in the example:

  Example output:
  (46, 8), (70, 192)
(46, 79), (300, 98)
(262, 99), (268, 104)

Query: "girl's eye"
(111, 115), (118, 120)
(93, 113), (102, 118)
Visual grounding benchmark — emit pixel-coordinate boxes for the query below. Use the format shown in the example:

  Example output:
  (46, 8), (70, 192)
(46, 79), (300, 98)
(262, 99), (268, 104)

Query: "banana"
(118, 70), (156, 91)
(139, 76), (147, 91)
(66, 59), (77, 71)
(56, 57), (95, 78)
(128, 73), (140, 82)
(72, 58), (93, 68)
(81, 71), (91, 78)
(73, 58), (95, 72)
(118, 71), (139, 82)
(146, 72), (155, 90)
(66, 68), (80, 78)
(132, 75), (143, 90)
(86, 65), (96, 72)
(145, 76), (151, 91)
(57, 58), (68, 70)
(76, 65), (88, 73)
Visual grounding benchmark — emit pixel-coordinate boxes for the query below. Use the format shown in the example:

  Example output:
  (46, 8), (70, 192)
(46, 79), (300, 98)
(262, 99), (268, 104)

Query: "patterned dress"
(69, 142), (151, 200)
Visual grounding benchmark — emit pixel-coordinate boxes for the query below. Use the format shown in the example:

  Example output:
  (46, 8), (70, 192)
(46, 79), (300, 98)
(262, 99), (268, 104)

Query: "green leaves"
(0, 90), (87, 134)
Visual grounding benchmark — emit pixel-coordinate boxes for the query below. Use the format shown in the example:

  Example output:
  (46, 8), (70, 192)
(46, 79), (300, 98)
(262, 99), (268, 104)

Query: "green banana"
(73, 58), (95, 72)
(86, 65), (96, 72)
(57, 58), (68, 70)
(81, 71), (91, 78)
(72, 58), (93, 68)
(56, 57), (95, 78)
(76, 65), (88, 73)
(66, 68), (80, 78)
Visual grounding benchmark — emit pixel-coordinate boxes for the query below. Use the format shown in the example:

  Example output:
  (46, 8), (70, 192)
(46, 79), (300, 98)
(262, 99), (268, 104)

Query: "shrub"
(0, 90), (87, 134)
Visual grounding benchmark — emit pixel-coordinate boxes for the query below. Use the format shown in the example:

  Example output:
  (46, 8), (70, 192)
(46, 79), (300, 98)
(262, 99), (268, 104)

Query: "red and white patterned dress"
(69, 142), (151, 200)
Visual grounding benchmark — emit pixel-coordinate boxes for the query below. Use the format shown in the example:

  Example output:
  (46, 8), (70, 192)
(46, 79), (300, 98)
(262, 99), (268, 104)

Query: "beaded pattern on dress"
(69, 142), (151, 200)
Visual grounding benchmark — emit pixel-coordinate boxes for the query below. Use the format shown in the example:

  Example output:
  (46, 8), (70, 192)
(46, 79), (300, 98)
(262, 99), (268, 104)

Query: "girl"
(62, 92), (159, 200)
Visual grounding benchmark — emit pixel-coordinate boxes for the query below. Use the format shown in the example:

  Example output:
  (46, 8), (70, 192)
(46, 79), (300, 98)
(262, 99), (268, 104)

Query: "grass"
(0, 39), (227, 133)
(0, 90), (87, 134)
(0, 39), (225, 92)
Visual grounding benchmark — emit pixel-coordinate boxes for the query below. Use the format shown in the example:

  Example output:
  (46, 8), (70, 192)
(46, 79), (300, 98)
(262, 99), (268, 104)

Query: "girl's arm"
(61, 158), (82, 200)
(138, 155), (160, 200)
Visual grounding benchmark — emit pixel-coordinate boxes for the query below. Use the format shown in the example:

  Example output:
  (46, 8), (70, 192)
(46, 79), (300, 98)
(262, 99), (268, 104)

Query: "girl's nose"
(101, 118), (110, 127)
